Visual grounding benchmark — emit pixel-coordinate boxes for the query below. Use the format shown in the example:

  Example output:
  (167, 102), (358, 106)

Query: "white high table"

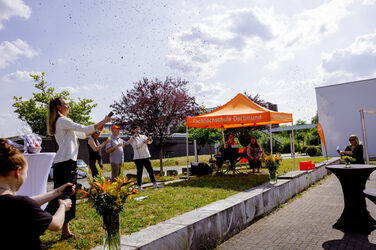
(17, 153), (55, 208)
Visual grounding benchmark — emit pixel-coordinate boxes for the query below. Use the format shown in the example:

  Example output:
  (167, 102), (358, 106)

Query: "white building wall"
(315, 79), (376, 158)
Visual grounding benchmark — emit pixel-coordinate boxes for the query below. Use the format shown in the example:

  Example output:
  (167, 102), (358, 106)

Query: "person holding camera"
(0, 138), (74, 249)
(126, 126), (162, 191)
(46, 97), (111, 239)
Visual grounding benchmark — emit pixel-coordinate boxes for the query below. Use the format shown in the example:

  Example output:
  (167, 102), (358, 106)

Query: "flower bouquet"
(79, 169), (137, 250)
(262, 153), (282, 183)
(342, 156), (356, 167)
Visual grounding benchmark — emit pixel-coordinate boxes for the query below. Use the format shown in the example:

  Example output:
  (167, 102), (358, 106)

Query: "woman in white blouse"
(46, 97), (111, 239)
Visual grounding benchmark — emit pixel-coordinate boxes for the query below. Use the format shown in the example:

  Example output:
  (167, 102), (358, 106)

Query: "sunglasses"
(349, 139), (355, 142)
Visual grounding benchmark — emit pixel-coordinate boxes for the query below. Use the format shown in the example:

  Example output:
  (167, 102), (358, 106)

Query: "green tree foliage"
(189, 127), (222, 158)
(12, 73), (97, 136)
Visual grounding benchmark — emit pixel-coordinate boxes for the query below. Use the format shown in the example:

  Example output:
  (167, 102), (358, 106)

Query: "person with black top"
(339, 134), (365, 164)
(222, 133), (239, 174)
(88, 130), (110, 177)
(0, 138), (73, 250)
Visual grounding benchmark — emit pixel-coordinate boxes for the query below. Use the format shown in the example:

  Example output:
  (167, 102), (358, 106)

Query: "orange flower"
(131, 188), (139, 194)
(79, 189), (88, 198)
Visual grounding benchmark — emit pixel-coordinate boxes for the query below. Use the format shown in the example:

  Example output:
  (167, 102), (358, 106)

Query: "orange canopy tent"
(184, 93), (295, 176)
(186, 93), (293, 129)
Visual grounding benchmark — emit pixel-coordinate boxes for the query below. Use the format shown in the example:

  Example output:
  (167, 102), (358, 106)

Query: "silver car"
(49, 159), (88, 180)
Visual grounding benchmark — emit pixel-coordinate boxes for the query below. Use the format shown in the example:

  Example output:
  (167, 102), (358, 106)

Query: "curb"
(93, 158), (340, 250)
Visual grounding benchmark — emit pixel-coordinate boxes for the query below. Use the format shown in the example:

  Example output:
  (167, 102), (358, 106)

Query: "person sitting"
(246, 136), (262, 173)
(0, 138), (74, 249)
(339, 134), (365, 164)
(223, 133), (239, 174)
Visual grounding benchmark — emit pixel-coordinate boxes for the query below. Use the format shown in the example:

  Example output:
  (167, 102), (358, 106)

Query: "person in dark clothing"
(0, 138), (73, 250)
(88, 131), (110, 177)
(339, 134), (365, 164)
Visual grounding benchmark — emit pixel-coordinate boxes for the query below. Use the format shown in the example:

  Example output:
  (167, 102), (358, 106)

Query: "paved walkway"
(218, 172), (376, 250)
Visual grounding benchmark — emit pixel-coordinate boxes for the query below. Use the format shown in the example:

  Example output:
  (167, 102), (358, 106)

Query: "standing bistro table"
(326, 164), (376, 232)
(17, 153), (55, 208)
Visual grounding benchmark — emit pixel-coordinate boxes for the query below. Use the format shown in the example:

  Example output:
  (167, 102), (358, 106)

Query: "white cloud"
(0, 0), (31, 29)
(166, 8), (273, 80)
(362, 0), (376, 5)
(320, 33), (376, 80)
(189, 81), (236, 107)
(265, 0), (354, 68)
(2, 70), (41, 82)
(0, 39), (38, 69)
(167, 0), (355, 79)
(58, 84), (109, 95)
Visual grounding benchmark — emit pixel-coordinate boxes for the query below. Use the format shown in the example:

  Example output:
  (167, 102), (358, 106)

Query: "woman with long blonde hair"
(46, 97), (111, 239)
(339, 134), (365, 164)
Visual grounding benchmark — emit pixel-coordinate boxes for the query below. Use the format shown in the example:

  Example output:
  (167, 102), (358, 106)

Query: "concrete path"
(218, 171), (376, 250)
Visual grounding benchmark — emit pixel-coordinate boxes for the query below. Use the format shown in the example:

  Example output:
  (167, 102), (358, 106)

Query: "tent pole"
(186, 125), (189, 179)
(222, 129), (225, 143)
(360, 109), (370, 164)
(269, 122), (272, 155)
(291, 120), (296, 170)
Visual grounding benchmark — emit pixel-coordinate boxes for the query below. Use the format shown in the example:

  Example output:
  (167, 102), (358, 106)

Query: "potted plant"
(79, 168), (137, 249)
(262, 153), (282, 184)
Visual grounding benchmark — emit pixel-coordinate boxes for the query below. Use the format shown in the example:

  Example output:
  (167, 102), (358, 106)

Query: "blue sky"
(1, 0), (376, 137)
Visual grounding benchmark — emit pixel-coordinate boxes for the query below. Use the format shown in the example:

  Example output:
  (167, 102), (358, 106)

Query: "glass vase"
(269, 170), (278, 184)
(103, 213), (121, 250)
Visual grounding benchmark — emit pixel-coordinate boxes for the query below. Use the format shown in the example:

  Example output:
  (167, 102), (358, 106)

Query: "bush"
(316, 146), (322, 156)
(306, 146), (318, 156)
(302, 145), (309, 153)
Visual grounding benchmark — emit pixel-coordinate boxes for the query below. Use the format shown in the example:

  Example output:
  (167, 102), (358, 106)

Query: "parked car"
(49, 159), (88, 180)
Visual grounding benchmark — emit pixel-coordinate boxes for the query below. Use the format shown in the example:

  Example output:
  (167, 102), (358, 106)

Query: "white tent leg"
(360, 109), (370, 164)
(269, 122), (272, 155)
(186, 125), (190, 178)
(291, 121), (296, 170)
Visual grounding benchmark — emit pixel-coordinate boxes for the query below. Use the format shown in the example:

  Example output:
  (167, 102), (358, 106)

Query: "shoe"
(153, 183), (163, 189)
(136, 186), (144, 191)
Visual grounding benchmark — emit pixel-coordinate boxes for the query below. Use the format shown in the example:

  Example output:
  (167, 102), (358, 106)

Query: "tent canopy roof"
(186, 93), (293, 129)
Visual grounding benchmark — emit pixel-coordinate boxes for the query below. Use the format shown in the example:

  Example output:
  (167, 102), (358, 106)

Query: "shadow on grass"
(168, 173), (270, 192)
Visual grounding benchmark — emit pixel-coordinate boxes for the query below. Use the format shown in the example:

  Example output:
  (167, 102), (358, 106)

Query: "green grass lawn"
(41, 156), (328, 249)
(103, 155), (214, 172)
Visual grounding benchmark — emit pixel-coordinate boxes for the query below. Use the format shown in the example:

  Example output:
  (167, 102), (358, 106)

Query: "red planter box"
(299, 161), (316, 170)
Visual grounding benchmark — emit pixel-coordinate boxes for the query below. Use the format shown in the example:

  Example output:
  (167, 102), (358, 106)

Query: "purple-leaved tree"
(110, 77), (200, 174)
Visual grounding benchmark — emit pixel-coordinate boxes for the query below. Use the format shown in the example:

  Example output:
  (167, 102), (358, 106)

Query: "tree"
(189, 127), (222, 160)
(12, 73), (97, 136)
(110, 77), (200, 174)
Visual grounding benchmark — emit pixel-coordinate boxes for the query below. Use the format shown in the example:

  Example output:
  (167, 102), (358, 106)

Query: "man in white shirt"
(105, 125), (124, 181)
(126, 126), (162, 191)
